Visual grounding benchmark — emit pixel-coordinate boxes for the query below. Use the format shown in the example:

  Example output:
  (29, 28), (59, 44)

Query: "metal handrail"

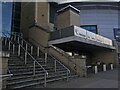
(29, 37), (70, 80)
(17, 40), (48, 87)
(19, 44), (48, 75)
(6, 32), (33, 55)
(0, 74), (13, 78)
(49, 53), (70, 72)
(50, 45), (76, 65)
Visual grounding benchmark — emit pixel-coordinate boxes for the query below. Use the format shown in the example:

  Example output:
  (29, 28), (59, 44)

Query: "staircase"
(2, 32), (77, 89)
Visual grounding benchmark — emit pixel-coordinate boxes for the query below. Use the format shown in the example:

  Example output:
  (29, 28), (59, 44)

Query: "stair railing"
(3, 32), (48, 87)
(29, 37), (70, 81)
(2, 32), (15, 54)
(49, 54), (70, 81)
(18, 42), (48, 87)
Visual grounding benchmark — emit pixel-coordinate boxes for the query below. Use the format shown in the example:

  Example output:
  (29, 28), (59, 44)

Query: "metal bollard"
(94, 66), (98, 74)
(103, 64), (106, 71)
(110, 64), (113, 70)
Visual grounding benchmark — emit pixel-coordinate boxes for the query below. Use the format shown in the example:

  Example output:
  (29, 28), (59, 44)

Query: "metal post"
(44, 73), (46, 87)
(5, 37), (7, 45)
(22, 40), (23, 46)
(67, 71), (69, 81)
(26, 44), (28, 51)
(37, 46), (40, 57)
(13, 44), (15, 54)
(103, 64), (106, 71)
(18, 36), (20, 43)
(18, 45), (20, 56)
(55, 60), (56, 72)
(45, 53), (47, 64)
(110, 64), (113, 70)
(31, 46), (33, 55)
(14, 35), (16, 41)
(94, 66), (98, 74)
(8, 41), (11, 50)
(25, 52), (27, 64)
(33, 61), (35, 75)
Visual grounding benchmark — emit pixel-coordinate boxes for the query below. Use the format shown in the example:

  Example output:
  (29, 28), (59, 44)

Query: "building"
(1, 1), (120, 89)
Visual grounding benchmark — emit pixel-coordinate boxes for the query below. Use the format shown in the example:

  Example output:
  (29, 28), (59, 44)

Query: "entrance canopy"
(49, 26), (115, 52)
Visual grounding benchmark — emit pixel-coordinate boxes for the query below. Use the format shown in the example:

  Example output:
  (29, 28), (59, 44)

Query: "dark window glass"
(114, 28), (120, 42)
(80, 25), (98, 34)
(49, 2), (57, 24)
(11, 2), (21, 32)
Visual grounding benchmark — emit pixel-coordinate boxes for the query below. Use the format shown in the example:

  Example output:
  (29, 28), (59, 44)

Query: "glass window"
(80, 25), (98, 34)
(114, 28), (120, 42)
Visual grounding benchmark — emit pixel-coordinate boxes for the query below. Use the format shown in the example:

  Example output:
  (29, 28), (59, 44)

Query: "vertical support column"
(18, 45), (20, 56)
(45, 53), (47, 64)
(33, 61), (35, 75)
(37, 46), (40, 57)
(94, 66), (98, 74)
(25, 52), (27, 64)
(103, 64), (106, 71)
(5, 37), (7, 45)
(54, 60), (56, 72)
(18, 36), (20, 43)
(44, 73), (47, 87)
(66, 71), (69, 81)
(8, 41), (11, 50)
(13, 44), (15, 54)
(31, 46), (33, 55)
(26, 44), (28, 51)
(22, 40), (23, 46)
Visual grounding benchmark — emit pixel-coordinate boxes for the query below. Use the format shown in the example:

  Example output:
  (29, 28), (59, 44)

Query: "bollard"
(94, 66), (98, 74)
(103, 64), (106, 71)
(110, 64), (113, 70)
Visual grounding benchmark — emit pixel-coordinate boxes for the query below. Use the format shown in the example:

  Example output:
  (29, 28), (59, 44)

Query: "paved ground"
(44, 68), (119, 88)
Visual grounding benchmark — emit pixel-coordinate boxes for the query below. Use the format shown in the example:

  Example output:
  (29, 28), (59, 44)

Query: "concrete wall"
(70, 10), (80, 27)
(48, 46), (87, 77)
(36, 2), (49, 30)
(20, 2), (35, 39)
(29, 27), (49, 47)
(57, 10), (70, 30)
(92, 50), (117, 66)
(57, 10), (80, 30)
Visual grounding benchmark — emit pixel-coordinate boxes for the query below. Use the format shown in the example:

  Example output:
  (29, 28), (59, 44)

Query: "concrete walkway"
(45, 68), (119, 88)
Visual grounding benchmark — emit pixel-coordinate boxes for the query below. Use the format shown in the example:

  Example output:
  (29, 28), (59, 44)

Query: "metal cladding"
(74, 26), (113, 46)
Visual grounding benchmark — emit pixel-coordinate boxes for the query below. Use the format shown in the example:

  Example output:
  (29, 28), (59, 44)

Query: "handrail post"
(44, 73), (47, 87)
(31, 46), (33, 55)
(18, 36), (19, 43)
(33, 61), (35, 75)
(45, 53), (47, 64)
(5, 37), (7, 45)
(25, 52), (27, 64)
(14, 34), (16, 41)
(26, 44), (28, 51)
(22, 40), (23, 46)
(67, 71), (69, 81)
(54, 60), (56, 72)
(8, 41), (11, 50)
(13, 44), (15, 54)
(37, 46), (40, 57)
(18, 45), (20, 56)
